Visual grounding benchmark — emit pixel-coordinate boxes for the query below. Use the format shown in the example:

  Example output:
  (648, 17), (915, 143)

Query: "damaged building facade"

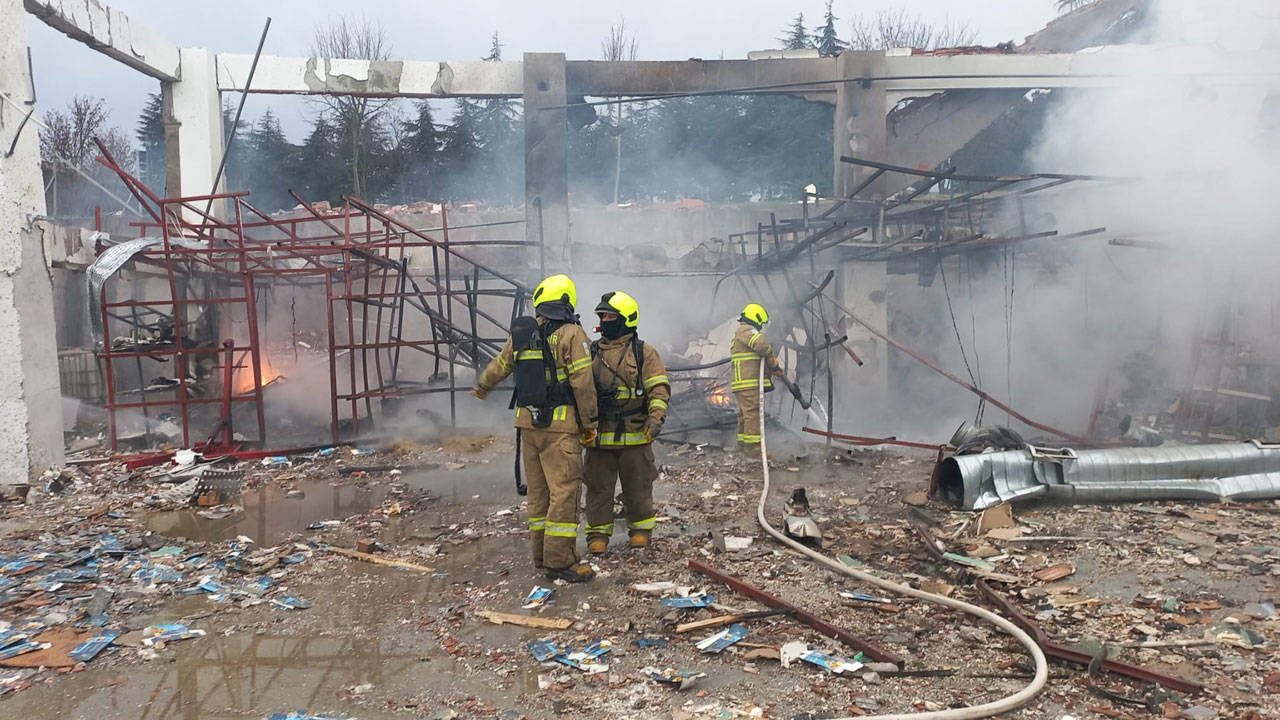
(15, 0), (1278, 470)
(3, 0), (1280, 717)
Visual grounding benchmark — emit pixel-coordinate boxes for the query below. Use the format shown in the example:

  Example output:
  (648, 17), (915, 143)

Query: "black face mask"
(599, 317), (627, 340)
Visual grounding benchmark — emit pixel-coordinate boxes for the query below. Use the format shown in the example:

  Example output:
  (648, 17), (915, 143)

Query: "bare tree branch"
(848, 10), (977, 51)
(602, 19), (638, 205)
(310, 14), (393, 198)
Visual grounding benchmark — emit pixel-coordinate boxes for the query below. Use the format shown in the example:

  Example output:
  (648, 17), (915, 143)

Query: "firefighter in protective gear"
(730, 302), (781, 450)
(473, 274), (599, 583)
(581, 291), (670, 553)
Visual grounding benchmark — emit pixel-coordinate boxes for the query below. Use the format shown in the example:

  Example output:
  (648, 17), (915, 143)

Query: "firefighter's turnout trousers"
(523, 429), (585, 569)
(734, 389), (761, 448)
(582, 332), (670, 543)
(584, 445), (659, 541)
(730, 322), (775, 446)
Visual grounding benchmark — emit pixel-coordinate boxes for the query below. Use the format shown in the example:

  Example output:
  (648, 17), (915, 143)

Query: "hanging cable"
(938, 251), (979, 390)
(964, 255), (986, 426)
(752, 363), (1047, 719)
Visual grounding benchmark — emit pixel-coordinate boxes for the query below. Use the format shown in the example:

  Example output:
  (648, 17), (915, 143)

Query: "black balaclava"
(599, 316), (628, 340)
(536, 300), (576, 324)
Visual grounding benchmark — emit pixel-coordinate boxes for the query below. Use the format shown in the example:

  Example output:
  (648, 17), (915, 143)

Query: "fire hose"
(752, 364), (1048, 719)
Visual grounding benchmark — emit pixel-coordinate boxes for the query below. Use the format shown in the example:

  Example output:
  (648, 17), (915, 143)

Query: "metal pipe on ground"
(939, 440), (1280, 511)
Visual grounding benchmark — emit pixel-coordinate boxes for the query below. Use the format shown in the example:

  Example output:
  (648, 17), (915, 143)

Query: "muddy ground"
(1, 432), (1277, 720)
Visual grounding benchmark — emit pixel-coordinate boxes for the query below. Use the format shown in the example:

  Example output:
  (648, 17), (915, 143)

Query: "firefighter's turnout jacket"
(730, 322), (777, 392)
(591, 333), (670, 446)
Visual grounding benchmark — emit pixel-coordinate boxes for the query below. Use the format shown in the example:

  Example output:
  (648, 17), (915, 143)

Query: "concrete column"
(163, 47), (224, 217)
(522, 52), (570, 271)
(832, 51), (887, 201)
(0, 0), (66, 476)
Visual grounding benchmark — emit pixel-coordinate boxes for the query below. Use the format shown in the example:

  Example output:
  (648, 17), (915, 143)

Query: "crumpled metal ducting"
(939, 441), (1280, 510)
(86, 236), (205, 347)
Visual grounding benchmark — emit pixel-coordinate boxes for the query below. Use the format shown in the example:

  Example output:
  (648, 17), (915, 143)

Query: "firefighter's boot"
(629, 531), (650, 549)
(546, 562), (596, 583)
(587, 536), (609, 555)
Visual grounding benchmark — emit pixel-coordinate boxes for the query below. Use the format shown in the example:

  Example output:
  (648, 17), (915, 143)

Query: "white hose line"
(753, 366), (1048, 720)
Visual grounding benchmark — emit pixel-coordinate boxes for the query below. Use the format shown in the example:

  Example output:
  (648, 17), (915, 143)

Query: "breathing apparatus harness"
(508, 315), (578, 428)
(592, 333), (648, 444)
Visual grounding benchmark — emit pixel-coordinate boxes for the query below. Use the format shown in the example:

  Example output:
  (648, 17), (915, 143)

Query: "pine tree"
(780, 12), (812, 50)
(245, 109), (296, 212)
(294, 118), (344, 204)
(135, 93), (165, 190)
(439, 99), (482, 201)
(473, 31), (522, 204)
(398, 101), (441, 201)
(221, 100), (251, 194)
(814, 2), (846, 56)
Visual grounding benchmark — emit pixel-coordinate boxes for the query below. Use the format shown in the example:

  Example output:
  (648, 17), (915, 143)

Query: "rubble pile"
(1, 437), (1277, 719)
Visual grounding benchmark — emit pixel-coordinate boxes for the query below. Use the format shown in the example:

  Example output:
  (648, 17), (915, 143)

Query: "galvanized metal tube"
(940, 441), (1280, 510)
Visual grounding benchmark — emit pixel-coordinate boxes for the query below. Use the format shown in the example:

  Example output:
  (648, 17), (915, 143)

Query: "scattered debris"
(324, 545), (435, 573)
(522, 586), (554, 609)
(695, 623), (748, 653)
(800, 648), (865, 674)
(643, 666), (707, 689)
(475, 611), (572, 630)
(1033, 563), (1076, 582)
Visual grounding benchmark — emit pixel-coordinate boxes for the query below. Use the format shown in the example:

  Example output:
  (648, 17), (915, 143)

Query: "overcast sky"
(26, 0), (1062, 142)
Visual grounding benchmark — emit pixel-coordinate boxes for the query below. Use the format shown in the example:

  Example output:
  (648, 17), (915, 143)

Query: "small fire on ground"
(233, 354), (285, 394)
(707, 383), (733, 407)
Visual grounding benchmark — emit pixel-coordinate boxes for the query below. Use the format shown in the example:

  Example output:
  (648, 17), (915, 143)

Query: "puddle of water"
(0, 534), (541, 720)
(0, 633), (499, 720)
(147, 481), (393, 544)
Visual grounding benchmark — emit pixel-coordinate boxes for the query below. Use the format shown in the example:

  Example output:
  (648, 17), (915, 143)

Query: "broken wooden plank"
(324, 545), (434, 573)
(674, 608), (793, 634)
(475, 610), (573, 630)
(1033, 563), (1076, 583)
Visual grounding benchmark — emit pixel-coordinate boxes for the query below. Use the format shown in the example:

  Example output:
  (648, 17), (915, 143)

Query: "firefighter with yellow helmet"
(582, 291), (670, 553)
(472, 274), (599, 582)
(730, 302), (781, 450)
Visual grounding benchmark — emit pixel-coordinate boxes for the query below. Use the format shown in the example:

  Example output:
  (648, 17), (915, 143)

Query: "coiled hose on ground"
(752, 365), (1048, 719)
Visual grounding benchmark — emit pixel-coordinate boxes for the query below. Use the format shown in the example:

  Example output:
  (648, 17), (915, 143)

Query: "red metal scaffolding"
(91, 142), (531, 451)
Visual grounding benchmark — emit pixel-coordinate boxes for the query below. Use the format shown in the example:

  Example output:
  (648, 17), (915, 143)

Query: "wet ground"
(3, 432), (1278, 719)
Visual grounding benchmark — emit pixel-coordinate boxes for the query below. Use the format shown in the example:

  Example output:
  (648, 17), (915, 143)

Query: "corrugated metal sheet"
(939, 441), (1280, 510)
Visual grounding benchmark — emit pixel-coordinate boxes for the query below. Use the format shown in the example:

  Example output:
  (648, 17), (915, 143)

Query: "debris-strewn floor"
(1, 435), (1277, 720)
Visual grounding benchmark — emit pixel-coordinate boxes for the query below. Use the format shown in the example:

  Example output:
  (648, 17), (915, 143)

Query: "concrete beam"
(565, 57), (838, 96)
(211, 46), (1280, 101)
(216, 55), (523, 98)
(879, 45), (1280, 92)
(24, 0), (179, 81)
(1, 0), (66, 475)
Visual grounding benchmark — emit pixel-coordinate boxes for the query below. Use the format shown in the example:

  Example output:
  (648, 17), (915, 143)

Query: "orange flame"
(234, 355), (283, 394)
(707, 385), (733, 407)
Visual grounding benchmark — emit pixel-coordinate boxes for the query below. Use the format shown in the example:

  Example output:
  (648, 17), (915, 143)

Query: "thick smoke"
(878, 0), (1280, 442)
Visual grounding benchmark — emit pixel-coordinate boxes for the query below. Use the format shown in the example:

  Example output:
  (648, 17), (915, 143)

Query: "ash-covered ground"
(1, 433), (1276, 719)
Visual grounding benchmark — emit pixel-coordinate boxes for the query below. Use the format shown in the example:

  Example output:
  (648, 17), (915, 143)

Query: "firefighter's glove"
(580, 428), (597, 447)
(770, 365), (784, 377)
(471, 386), (488, 400)
(643, 421), (662, 443)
